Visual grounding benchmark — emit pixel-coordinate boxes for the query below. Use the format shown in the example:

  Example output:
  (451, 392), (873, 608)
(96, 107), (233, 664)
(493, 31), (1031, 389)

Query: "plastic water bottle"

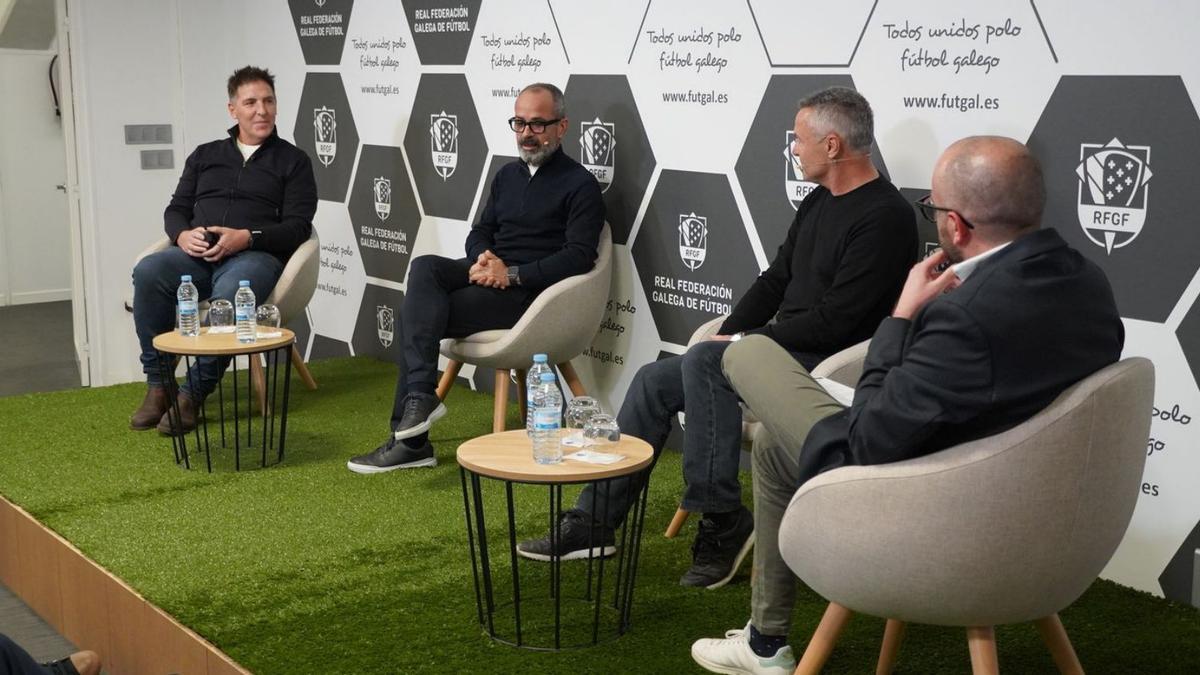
(526, 353), (552, 435)
(176, 275), (199, 337)
(235, 280), (257, 344)
(531, 371), (563, 464)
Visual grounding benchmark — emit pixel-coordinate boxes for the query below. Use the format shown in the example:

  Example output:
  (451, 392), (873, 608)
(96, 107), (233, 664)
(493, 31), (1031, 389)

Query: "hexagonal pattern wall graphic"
(469, 154), (518, 228)
(1028, 76), (1200, 322)
(632, 170), (758, 346)
(404, 74), (488, 221)
(288, 0), (354, 66)
(349, 145), (421, 284)
(294, 73), (360, 203)
(564, 74), (656, 245)
(402, 0), (481, 65)
(898, 186), (938, 259)
(352, 282), (405, 364)
(735, 74), (891, 256)
(747, 0), (875, 66)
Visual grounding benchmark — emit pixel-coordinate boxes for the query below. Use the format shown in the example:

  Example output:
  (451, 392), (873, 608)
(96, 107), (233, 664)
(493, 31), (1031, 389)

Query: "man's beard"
(938, 230), (965, 265)
(519, 137), (559, 166)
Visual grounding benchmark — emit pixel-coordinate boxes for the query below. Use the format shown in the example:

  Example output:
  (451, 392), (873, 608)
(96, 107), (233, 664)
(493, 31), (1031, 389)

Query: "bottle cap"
(533, 353), (548, 363)
(239, 280), (251, 287)
(540, 372), (555, 382)
(181, 275), (192, 282)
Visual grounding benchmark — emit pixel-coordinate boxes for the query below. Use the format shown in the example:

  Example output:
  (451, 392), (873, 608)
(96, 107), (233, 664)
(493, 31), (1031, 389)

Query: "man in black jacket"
(690, 136), (1124, 675)
(517, 87), (916, 588)
(129, 66), (317, 433)
(347, 82), (604, 473)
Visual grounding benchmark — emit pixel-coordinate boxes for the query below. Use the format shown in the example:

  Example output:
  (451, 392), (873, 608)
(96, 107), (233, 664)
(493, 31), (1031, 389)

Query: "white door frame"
(55, 0), (97, 386)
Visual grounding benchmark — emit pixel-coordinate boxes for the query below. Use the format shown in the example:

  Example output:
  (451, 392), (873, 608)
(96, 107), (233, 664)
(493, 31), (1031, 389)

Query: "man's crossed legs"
(691, 335), (844, 675)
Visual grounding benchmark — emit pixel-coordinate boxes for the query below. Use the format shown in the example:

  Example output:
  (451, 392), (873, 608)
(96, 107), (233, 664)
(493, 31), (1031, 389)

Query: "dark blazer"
(797, 227), (1125, 485)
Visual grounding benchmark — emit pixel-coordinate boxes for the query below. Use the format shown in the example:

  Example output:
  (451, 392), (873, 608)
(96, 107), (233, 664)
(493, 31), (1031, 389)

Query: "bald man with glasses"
(348, 82), (604, 474)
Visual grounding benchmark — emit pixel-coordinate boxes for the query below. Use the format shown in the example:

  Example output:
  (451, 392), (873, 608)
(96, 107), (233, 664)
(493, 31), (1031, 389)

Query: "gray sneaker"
(393, 393), (447, 440)
(347, 437), (436, 474)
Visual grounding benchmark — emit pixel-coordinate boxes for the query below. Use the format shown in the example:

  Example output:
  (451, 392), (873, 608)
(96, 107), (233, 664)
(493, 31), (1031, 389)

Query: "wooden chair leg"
(665, 507), (690, 538)
(515, 369), (528, 427)
(1035, 614), (1083, 675)
(436, 360), (462, 401)
(492, 370), (510, 433)
(876, 620), (906, 675)
(795, 603), (853, 675)
(290, 344), (317, 390)
(249, 355), (268, 414)
(557, 360), (587, 397)
(966, 626), (999, 675)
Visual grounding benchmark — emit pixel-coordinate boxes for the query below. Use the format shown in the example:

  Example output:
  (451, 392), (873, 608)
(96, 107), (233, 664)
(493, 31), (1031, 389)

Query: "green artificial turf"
(2, 356), (1199, 673)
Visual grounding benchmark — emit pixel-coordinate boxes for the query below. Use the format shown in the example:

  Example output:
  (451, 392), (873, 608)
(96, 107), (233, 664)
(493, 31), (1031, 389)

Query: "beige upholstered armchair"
(128, 231), (321, 406)
(778, 357), (1154, 674)
(437, 223), (613, 432)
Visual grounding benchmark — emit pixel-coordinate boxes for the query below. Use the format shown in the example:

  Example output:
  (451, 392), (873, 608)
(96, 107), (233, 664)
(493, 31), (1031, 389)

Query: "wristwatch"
(506, 265), (520, 286)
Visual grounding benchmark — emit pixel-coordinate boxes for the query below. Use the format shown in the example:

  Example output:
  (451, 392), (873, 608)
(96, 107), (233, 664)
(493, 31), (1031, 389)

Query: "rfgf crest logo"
(783, 131), (817, 210)
(580, 118), (615, 193)
(678, 213), (707, 271)
(1076, 138), (1153, 255)
(376, 304), (394, 348)
(373, 177), (391, 221)
(430, 112), (459, 181)
(314, 107), (337, 167)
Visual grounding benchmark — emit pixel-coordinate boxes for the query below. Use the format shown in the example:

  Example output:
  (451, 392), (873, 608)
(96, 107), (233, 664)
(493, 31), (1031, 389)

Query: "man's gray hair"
(797, 86), (874, 153)
(520, 82), (566, 118)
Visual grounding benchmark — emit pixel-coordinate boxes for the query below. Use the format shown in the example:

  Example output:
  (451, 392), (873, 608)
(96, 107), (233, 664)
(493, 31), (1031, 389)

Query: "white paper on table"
(561, 431), (594, 448)
(814, 376), (855, 407)
(564, 450), (625, 465)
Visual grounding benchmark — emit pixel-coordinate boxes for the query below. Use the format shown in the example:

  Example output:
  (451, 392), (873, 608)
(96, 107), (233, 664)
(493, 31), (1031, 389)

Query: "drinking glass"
(583, 413), (620, 446)
(256, 304), (282, 337)
(207, 299), (235, 334)
(565, 396), (601, 431)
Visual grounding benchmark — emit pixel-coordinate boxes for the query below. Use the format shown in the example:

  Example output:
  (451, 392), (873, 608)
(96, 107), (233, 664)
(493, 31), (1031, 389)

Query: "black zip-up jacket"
(164, 125), (317, 262)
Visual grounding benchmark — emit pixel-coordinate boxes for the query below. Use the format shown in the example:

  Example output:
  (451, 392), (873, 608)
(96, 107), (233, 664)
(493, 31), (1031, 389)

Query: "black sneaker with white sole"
(516, 509), (617, 561)
(347, 437), (437, 474)
(393, 392), (447, 441)
(680, 505), (754, 589)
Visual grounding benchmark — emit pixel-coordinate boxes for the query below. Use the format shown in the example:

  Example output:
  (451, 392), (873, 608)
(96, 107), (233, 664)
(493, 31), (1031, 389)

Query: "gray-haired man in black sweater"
(348, 82), (604, 473)
(518, 87), (916, 592)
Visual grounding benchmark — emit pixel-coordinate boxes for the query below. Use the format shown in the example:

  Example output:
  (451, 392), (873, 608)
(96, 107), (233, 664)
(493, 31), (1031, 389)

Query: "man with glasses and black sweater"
(348, 82), (604, 473)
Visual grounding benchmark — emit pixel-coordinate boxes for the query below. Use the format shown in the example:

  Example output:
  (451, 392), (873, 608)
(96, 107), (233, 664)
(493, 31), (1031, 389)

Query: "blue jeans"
(576, 340), (745, 528)
(132, 246), (283, 398)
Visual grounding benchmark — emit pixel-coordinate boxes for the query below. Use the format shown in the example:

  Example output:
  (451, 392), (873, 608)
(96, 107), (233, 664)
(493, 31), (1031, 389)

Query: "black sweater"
(164, 125), (317, 261)
(721, 176), (916, 361)
(465, 147), (604, 290)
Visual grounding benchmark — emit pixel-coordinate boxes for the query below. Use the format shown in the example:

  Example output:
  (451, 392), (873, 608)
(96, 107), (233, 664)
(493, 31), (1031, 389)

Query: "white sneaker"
(691, 623), (796, 675)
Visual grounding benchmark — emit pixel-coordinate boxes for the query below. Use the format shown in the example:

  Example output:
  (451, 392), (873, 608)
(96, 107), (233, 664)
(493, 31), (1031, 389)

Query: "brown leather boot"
(157, 391), (201, 435)
(130, 385), (172, 430)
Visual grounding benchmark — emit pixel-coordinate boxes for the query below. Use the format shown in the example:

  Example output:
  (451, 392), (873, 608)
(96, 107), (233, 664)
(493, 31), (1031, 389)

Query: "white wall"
(67, 0), (185, 385)
(0, 47), (71, 305)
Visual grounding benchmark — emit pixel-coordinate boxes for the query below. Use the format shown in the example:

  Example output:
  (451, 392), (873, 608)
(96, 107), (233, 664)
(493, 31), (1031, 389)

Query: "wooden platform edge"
(0, 494), (253, 675)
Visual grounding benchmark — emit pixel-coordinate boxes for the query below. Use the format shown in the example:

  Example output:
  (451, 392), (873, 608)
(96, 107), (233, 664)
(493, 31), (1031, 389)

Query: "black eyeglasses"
(914, 194), (975, 229)
(508, 117), (561, 133)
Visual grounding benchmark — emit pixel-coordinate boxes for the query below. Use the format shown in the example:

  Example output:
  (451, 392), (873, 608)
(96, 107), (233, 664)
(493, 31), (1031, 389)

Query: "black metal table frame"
(459, 466), (652, 651)
(156, 343), (293, 472)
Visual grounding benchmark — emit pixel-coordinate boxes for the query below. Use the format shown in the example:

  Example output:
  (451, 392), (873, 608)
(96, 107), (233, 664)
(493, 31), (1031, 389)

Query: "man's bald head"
(934, 136), (1045, 240)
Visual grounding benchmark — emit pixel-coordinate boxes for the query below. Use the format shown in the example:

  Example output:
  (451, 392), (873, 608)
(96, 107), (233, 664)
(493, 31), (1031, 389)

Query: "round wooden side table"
(152, 328), (295, 472)
(456, 429), (654, 650)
